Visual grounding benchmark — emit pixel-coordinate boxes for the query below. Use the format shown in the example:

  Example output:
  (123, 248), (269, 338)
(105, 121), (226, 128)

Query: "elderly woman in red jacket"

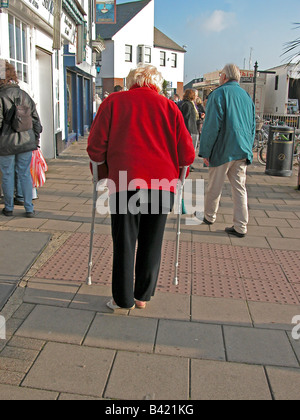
(87, 64), (195, 310)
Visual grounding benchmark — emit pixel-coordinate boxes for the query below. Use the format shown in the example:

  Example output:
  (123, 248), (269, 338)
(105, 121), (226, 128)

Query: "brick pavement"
(0, 137), (300, 400)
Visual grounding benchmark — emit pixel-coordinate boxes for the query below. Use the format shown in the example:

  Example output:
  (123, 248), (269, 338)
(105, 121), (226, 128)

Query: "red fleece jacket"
(87, 85), (195, 193)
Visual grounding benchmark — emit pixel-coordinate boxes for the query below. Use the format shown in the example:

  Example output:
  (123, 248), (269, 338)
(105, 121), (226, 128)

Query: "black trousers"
(110, 190), (174, 308)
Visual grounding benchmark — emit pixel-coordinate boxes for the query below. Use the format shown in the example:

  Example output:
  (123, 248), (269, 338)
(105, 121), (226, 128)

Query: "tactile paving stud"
(273, 250), (300, 284)
(36, 244), (105, 282)
(192, 274), (246, 300)
(193, 257), (240, 278)
(157, 270), (191, 295)
(243, 277), (299, 305)
(234, 246), (279, 265)
(237, 260), (287, 283)
(193, 242), (236, 260)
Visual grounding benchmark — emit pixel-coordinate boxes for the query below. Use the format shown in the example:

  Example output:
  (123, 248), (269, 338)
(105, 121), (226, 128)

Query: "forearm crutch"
(86, 161), (99, 286)
(173, 166), (188, 286)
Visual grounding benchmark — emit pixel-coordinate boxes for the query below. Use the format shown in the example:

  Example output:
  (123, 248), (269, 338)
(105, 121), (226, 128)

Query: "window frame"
(8, 14), (29, 84)
(171, 53), (177, 68)
(160, 51), (166, 67)
(125, 44), (133, 63)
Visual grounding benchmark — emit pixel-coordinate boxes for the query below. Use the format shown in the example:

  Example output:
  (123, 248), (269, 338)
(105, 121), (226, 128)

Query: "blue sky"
(117, 0), (300, 82)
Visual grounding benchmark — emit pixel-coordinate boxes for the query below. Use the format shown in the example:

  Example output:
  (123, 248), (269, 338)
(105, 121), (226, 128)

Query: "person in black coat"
(0, 60), (42, 218)
(180, 89), (199, 135)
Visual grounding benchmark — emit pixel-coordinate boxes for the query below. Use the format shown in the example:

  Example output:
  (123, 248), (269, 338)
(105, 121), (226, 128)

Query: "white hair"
(222, 64), (241, 83)
(126, 64), (164, 91)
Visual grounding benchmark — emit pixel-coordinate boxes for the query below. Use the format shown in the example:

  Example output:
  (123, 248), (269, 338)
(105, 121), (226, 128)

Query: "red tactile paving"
(243, 277), (299, 305)
(34, 233), (300, 305)
(192, 274), (246, 300)
(237, 260), (287, 283)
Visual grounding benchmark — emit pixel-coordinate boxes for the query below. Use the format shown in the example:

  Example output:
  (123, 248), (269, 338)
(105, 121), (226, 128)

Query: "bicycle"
(253, 118), (269, 165)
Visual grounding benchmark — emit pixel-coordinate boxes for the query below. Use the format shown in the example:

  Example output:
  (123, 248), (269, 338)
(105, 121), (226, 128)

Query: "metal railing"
(263, 114), (300, 129)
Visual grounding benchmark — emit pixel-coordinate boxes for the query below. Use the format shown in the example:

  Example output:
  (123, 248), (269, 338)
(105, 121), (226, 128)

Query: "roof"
(96, 0), (186, 53)
(154, 27), (186, 53)
(96, 0), (152, 40)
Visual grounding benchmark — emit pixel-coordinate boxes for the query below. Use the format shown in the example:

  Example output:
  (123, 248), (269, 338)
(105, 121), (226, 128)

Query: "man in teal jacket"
(197, 64), (256, 237)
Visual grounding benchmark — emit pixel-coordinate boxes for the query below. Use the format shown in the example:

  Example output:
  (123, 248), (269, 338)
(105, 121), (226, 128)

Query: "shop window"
(8, 14), (28, 83)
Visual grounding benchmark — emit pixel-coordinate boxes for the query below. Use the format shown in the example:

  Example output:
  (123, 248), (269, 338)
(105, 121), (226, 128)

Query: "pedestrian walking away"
(196, 63), (256, 237)
(87, 64), (195, 310)
(0, 60), (43, 218)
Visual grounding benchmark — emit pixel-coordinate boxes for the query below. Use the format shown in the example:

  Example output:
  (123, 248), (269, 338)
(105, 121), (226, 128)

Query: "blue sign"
(0, 0), (9, 7)
(96, 1), (116, 24)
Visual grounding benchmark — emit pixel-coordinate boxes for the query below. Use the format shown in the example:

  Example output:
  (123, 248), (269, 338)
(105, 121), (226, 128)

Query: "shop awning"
(62, 0), (85, 25)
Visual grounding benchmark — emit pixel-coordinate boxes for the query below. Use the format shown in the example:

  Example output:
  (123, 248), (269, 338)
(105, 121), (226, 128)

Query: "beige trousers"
(205, 159), (249, 234)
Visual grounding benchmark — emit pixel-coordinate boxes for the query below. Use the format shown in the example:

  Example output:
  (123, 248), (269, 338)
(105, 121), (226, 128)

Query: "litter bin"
(265, 126), (295, 177)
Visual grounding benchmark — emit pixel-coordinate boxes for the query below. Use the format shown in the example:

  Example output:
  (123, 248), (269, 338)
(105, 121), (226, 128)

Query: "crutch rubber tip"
(173, 278), (179, 286)
(86, 277), (92, 286)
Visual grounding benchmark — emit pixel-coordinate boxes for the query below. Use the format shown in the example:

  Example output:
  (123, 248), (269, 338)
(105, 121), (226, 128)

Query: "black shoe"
(225, 226), (246, 238)
(194, 212), (214, 225)
(2, 208), (13, 217)
(203, 217), (214, 225)
(25, 211), (36, 218)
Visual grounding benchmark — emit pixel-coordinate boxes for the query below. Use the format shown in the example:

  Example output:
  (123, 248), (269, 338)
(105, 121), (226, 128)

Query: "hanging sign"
(0, 0), (9, 8)
(95, 0), (116, 24)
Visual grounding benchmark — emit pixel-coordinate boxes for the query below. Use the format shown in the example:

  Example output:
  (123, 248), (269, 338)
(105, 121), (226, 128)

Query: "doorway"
(35, 48), (55, 159)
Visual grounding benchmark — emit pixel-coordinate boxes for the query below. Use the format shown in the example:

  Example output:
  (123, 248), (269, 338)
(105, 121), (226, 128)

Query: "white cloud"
(202, 10), (236, 33)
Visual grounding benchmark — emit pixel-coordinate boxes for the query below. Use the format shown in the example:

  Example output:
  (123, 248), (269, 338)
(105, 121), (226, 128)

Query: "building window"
(125, 45), (132, 62)
(144, 47), (151, 64)
(171, 53), (177, 68)
(160, 51), (166, 67)
(138, 46), (151, 64)
(8, 14), (28, 83)
(275, 75), (279, 91)
(138, 46), (143, 63)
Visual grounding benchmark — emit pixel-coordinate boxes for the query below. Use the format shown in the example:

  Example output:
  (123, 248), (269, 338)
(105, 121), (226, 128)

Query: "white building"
(264, 63), (300, 117)
(95, 0), (186, 98)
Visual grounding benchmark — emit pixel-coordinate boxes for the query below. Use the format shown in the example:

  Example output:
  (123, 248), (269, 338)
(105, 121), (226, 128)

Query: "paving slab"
(15, 305), (95, 344)
(191, 296), (252, 326)
(190, 359), (272, 400)
(70, 284), (113, 312)
(266, 367), (300, 400)
(248, 301), (300, 330)
(0, 231), (51, 310)
(22, 342), (115, 398)
(0, 384), (58, 400)
(84, 313), (158, 352)
(155, 319), (225, 360)
(104, 351), (189, 400)
(23, 278), (80, 308)
(129, 292), (190, 321)
(223, 325), (299, 367)
(0, 231), (51, 278)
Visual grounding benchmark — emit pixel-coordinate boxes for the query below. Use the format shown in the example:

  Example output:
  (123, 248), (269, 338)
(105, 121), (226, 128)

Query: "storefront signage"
(21, 0), (76, 44)
(0, 1), (9, 8)
(95, 0), (116, 24)
(240, 70), (254, 84)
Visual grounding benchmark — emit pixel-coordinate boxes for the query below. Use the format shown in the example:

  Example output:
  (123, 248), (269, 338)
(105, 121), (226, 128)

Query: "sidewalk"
(0, 137), (300, 400)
